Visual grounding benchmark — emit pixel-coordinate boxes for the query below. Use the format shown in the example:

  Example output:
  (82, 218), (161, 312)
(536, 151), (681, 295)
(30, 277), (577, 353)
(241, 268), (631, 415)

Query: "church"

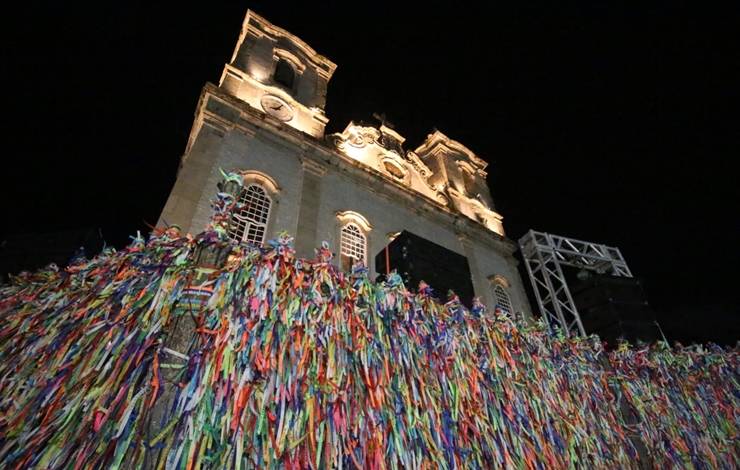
(158, 10), (530, 316)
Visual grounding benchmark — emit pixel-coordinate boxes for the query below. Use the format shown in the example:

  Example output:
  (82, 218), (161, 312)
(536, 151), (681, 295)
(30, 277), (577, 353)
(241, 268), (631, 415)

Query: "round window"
(383, 161), (405, 180)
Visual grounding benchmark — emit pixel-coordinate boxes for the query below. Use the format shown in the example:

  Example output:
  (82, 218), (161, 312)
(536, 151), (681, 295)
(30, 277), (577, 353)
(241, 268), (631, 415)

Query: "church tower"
(218, 11), (336, 138)
(159, 10), (530, 316)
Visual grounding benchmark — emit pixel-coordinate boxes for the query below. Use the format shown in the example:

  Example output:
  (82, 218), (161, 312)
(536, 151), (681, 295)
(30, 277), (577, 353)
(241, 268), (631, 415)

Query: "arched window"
(274, 59), (295, 89)
(228, 184), (272, 245)
(340, 223), (366, 271)
(493, 284), (513, 315)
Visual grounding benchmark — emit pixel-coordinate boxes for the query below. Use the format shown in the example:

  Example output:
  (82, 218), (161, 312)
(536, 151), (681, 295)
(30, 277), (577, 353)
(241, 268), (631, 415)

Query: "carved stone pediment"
(447, 187), (504, 235)
(330, 122), (503, 236)
(415, 130), (487, 171)
(346, 126), (380, 149)
(405, 151), (433, 179)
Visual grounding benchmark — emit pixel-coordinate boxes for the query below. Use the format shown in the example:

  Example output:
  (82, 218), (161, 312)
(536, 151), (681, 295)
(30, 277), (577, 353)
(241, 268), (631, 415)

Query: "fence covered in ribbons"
(0, 227), (737, 470)
(1, 171), (738, 469)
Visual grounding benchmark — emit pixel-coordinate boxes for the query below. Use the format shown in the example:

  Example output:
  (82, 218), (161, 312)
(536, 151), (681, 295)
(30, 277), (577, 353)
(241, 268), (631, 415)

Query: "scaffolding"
(518, 230), (633, 336)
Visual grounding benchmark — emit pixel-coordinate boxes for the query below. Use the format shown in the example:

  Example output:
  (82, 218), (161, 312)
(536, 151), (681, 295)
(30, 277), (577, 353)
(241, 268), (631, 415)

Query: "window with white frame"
(228, 184), (271, 245)
(340, 223), (366, 271)
(493, 284), (513, 315)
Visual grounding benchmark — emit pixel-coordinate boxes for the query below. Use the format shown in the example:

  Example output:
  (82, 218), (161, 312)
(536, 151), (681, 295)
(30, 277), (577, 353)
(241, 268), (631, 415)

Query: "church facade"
(158, 10), (530, 316)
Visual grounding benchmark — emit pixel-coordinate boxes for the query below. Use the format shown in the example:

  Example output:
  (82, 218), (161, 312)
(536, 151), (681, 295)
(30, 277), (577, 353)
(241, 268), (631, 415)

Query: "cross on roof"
(372, 112), (395, 129)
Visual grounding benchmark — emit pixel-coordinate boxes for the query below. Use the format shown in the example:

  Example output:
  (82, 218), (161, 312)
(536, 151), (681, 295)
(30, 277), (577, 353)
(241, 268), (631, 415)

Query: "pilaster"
(456, 231), (491, 310)
(294, 157), (327, 258)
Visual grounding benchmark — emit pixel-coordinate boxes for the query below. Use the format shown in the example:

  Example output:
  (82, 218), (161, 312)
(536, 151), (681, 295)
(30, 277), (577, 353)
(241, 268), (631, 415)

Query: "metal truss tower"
(518, 230), (633, 336)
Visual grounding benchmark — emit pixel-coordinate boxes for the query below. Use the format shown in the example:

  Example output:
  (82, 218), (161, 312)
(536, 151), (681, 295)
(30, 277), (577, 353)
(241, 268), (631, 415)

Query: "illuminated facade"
(159, 10), (530, 316)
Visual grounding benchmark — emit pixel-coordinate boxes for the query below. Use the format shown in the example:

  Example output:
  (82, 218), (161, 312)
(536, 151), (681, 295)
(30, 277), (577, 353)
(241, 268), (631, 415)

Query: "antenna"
(654, 320), (669, 344)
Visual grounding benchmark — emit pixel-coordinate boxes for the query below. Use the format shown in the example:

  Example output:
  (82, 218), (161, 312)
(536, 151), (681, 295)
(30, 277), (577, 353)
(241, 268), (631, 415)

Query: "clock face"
(260, 95), (294, 122)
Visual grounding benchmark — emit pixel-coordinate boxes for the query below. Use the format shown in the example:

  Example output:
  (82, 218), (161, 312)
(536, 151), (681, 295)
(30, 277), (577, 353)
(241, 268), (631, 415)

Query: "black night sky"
(2, 2), (738, 344)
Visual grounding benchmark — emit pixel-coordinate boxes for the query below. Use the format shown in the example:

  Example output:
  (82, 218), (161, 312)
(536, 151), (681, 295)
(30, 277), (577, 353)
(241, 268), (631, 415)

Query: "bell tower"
(218, 10), (337, 137)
